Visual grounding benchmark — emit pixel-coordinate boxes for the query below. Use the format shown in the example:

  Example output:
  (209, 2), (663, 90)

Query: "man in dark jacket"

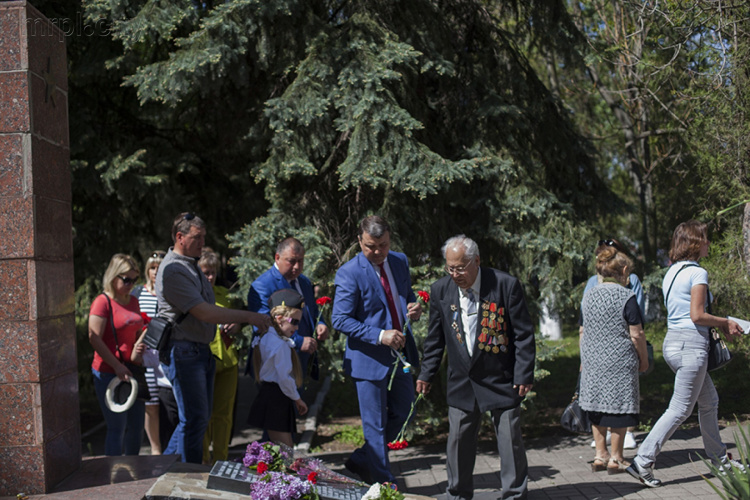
(417, 235), (535, 500)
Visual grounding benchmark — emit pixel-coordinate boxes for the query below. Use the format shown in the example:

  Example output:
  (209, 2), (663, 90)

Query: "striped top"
(136, 286), (159, 319)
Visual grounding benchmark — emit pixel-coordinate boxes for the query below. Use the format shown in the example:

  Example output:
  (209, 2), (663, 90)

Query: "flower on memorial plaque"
(289, 456), (366, 486)
(249, 470), (320, 500)
(307, 471), (318, 484)
(243, 441), (288, 472)
(361, 482), (405, 500)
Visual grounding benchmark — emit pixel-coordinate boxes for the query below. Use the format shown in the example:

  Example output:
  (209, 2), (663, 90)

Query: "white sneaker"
(590, 430), (612, 447)
(716, 453), (747, 475)
(624, 431), (637, 449)
(626, 461), (662, 488)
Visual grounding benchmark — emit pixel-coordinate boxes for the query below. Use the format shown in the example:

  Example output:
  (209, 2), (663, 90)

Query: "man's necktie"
(465, 288), (478, 355)
(378, 262), (402, 331)
(466, 288), (477, 316)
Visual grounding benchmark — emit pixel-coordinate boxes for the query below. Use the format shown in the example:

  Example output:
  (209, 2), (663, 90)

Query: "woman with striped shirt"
(134, 251), (166, 454)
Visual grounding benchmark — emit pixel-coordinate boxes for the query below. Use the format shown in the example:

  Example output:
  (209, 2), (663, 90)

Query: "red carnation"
(140, 312), (152, 324)
(307, 471), (318, 484)
(417, 291), (430, 303)
(316, 296), (332, 306)
(256, 462), (268, 474)
(388, 439), (409, 450)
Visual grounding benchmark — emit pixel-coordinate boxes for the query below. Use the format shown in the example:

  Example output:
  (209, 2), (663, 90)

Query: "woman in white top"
(627, 221), (744, 488)
(248, 289), (309, 447)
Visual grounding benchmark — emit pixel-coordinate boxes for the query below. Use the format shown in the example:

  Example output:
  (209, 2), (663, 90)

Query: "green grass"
(332, 425), (366, 447)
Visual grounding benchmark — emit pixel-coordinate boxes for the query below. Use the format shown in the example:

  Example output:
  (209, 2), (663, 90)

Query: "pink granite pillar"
(0, 1), (79, 494)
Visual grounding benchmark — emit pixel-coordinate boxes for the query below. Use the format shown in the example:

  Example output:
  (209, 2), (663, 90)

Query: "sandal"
(607, 457), (631, 475)
(591, 456), (609, 472)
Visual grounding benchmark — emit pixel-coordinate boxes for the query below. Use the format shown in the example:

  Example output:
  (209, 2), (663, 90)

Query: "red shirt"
(90, 294), (143, 374)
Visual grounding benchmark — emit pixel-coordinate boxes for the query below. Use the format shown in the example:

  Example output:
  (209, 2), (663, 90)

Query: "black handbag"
(561, 375), (591, 434)
(665, 264), (731, 372)
(142, 313), (188, 364)
(103, 294), (150, 400)
(707, 327), (732, 371)
(142, 316), (175, 351)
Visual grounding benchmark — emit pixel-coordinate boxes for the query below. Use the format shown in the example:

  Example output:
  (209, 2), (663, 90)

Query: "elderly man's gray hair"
(442, 235), (480, 260)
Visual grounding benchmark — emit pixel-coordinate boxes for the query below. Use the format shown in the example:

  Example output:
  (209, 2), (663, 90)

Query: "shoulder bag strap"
(102, 294), (123, 362)
(664, 263), (700, 307)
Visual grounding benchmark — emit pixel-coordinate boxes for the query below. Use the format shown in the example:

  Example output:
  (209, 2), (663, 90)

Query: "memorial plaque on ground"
(207, 461), (371, 500)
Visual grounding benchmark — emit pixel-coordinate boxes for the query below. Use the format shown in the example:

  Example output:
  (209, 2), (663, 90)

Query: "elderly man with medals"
(417, 235), (536, 500)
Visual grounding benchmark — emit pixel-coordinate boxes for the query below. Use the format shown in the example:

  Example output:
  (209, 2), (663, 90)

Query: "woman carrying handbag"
(627, 221), (745, 488)
(89, 254), (147, 456)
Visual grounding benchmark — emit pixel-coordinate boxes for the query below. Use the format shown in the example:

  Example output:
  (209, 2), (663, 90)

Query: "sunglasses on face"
(118, 275), (137, 285)
(284, 317), (301, 326)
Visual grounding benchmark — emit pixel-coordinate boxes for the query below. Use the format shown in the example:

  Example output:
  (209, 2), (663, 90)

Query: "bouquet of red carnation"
(387, 393), (424, 450)
(289, 456), (366, 487)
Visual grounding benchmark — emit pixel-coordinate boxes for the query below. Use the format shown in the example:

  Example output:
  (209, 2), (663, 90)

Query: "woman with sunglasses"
(88, 253), (146, 455)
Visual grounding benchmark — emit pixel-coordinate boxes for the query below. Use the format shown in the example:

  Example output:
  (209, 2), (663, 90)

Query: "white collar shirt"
(459, 271), (481, 356)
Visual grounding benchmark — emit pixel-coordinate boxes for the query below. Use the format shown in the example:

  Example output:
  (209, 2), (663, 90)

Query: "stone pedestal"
(0, 1), (79, 494)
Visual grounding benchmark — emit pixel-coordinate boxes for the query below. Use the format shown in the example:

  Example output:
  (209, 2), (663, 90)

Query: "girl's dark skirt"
(247, 382), (297, 434)
(587, 411), (639, 428)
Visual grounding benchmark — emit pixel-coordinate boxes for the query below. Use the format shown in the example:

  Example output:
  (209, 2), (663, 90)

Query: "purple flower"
(243, 441), (275, 468)
(249, 471), (313, 500)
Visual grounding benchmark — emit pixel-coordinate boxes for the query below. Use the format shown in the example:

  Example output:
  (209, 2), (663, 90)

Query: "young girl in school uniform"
(248, 289), (309, 447)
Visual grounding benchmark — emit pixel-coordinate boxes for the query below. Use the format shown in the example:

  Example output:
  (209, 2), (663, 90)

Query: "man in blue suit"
(332, 215), (423, 484)
(247, 237), (329, 378)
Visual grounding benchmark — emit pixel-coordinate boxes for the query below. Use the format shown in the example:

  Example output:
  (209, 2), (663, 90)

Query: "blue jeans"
(163, 340), (216, 463)
(92, 368), (145, 456)
(635, 329), (727, 468)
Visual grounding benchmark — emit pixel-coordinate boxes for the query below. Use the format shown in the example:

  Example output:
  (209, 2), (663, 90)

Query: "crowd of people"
(86, 213), (744, 498)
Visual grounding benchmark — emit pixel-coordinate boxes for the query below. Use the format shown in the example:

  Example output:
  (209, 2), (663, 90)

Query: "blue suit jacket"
(332, 251), (419, 381)
(247, 266), (322, 373)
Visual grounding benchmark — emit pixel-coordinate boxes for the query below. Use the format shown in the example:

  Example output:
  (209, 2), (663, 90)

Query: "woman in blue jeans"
(89, 254), (146, 455)
(627, 221), (744, 487)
